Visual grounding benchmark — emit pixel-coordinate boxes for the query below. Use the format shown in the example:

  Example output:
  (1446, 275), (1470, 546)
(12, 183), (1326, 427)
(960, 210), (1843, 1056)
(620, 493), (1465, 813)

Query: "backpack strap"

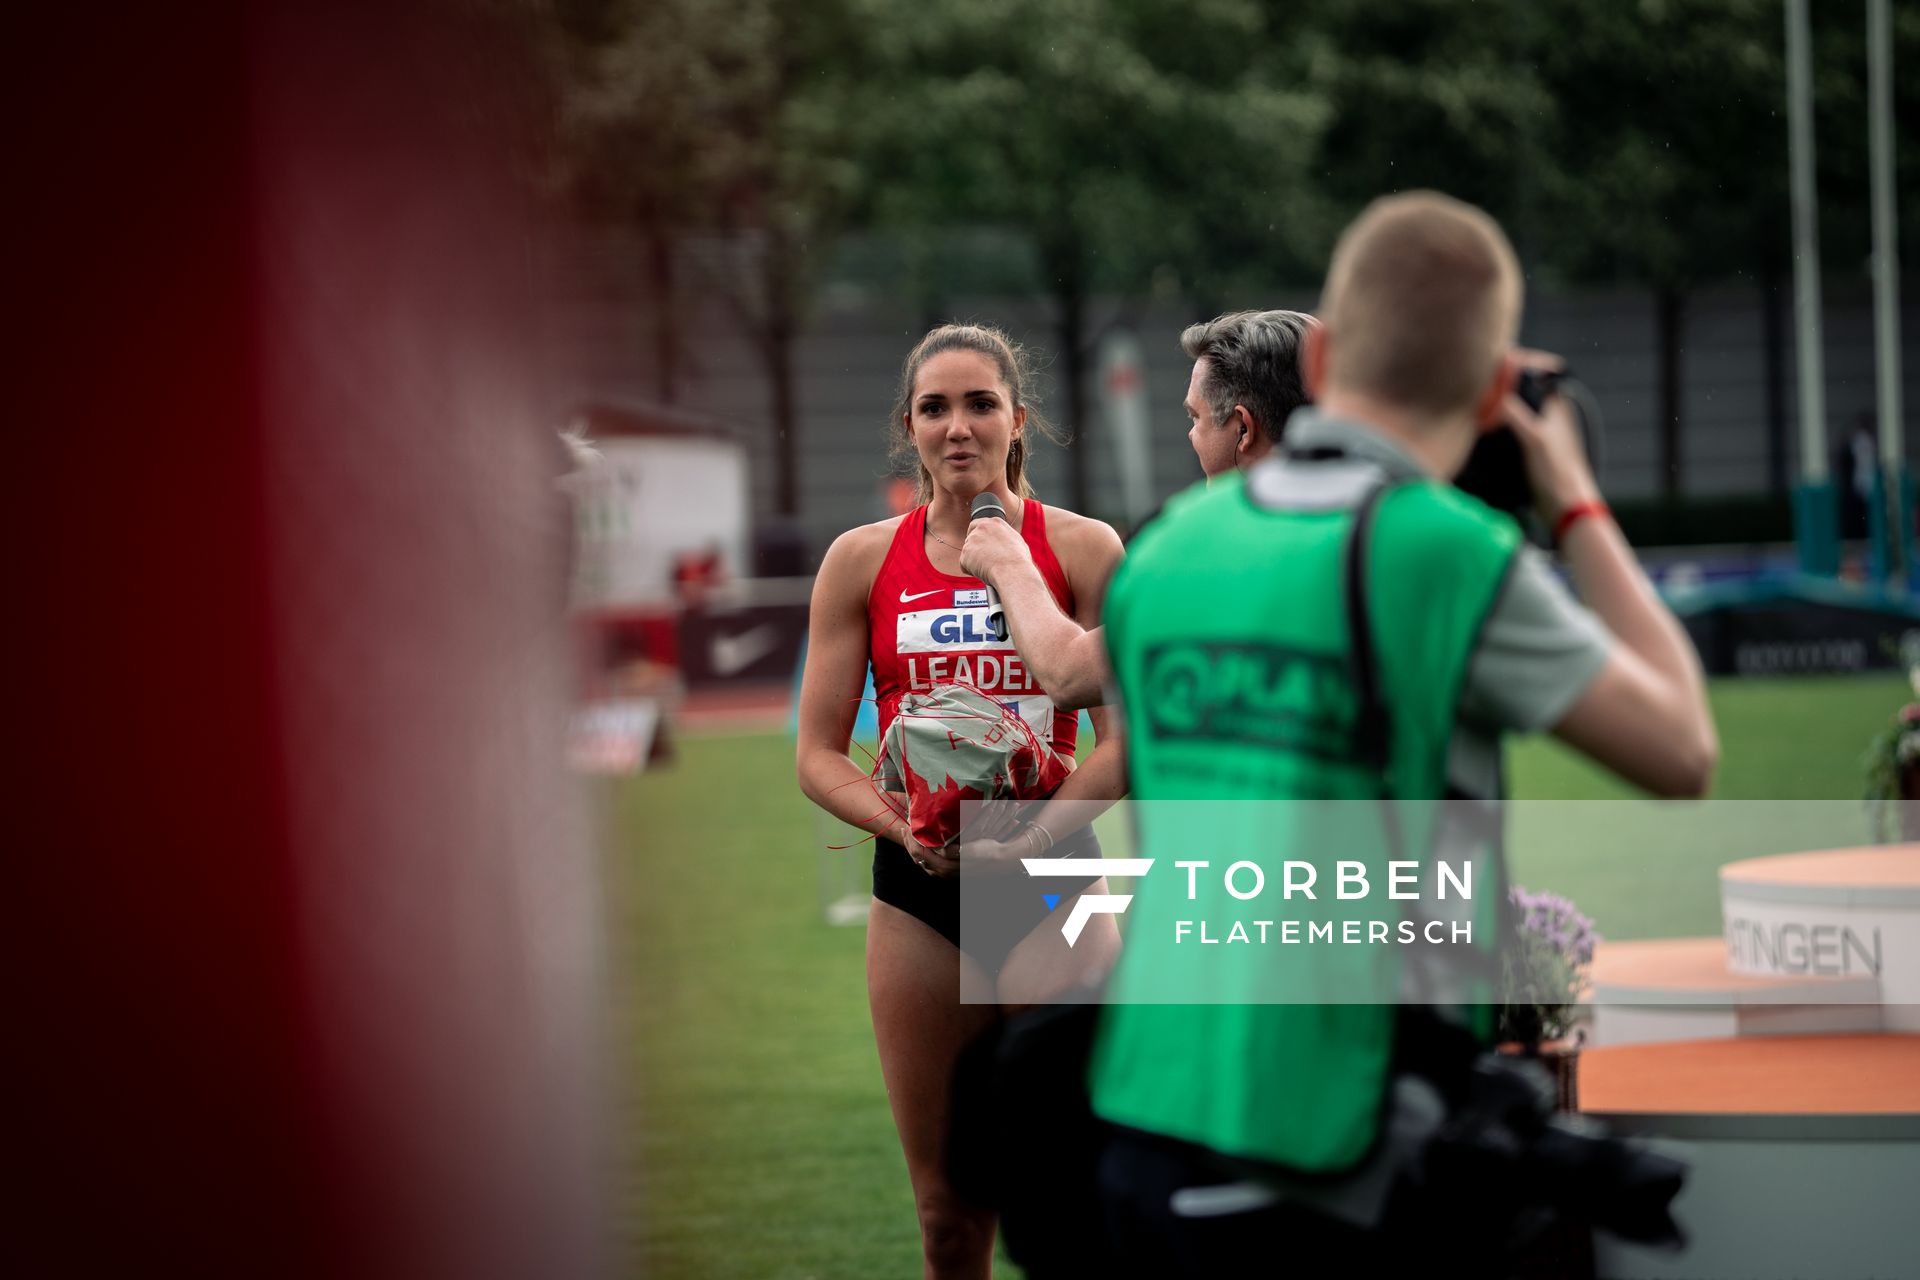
(1345, 482), (1501, 1009)
(1344, 481), (1394, 775)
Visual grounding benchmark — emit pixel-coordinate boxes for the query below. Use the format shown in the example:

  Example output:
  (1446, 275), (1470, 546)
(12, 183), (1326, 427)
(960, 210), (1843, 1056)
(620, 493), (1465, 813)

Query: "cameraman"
(1086, 191), (1716, 1273)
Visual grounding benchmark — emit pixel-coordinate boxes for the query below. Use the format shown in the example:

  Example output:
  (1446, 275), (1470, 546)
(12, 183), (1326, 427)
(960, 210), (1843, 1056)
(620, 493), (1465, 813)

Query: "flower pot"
(1495, 1035), (1582, 1115)
(1538, 1038), (1580, 1115)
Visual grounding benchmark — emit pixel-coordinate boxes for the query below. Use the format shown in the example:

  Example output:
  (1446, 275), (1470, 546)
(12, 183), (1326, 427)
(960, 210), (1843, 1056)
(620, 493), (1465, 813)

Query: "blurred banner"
(1675, 584), (1920, 675)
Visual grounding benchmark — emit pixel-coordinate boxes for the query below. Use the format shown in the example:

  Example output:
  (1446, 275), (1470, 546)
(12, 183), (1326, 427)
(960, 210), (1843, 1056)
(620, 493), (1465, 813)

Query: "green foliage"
(857, 0), (1330, 302)
(1804, 0), (1920, 277)
(542, 0), (1920, 312)
(1273, 1), (1557, 257)
(551, 0), (876, 236)
(1862, 684), (1920, 843)
(1268, 0), (1920, 291)
(1515, 0), (1789, 287)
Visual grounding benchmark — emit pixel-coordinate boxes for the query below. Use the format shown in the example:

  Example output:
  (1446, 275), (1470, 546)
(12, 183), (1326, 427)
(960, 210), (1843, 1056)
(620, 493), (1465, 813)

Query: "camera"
(1419, 1051), (1687, 1251)
(1453, 366), (1605, 540)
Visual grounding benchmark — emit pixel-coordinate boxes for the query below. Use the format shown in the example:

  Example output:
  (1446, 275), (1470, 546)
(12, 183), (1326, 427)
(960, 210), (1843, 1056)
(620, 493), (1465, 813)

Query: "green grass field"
(616, 673), (1905, 1279)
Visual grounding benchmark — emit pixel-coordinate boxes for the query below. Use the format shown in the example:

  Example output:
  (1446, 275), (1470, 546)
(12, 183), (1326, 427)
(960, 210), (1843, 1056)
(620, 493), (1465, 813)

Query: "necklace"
(927, 496), (1009, 554)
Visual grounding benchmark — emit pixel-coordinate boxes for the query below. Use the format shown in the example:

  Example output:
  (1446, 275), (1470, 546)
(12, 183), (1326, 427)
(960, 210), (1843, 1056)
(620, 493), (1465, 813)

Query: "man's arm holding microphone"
(961, 506), (1112, 712)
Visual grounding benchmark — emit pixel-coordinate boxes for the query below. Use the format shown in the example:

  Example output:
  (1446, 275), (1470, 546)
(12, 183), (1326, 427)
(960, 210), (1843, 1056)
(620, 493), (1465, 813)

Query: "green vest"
(1088, 462), (1520, 1173)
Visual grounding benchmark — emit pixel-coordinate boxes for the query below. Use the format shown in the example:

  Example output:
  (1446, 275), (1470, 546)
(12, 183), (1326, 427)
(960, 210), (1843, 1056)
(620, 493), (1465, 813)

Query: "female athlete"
(796, 323), (1126, 1278)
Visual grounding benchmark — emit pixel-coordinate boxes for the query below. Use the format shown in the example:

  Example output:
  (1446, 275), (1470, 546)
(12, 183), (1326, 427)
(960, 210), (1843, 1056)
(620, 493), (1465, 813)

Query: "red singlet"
(868, 500), (1080, 756)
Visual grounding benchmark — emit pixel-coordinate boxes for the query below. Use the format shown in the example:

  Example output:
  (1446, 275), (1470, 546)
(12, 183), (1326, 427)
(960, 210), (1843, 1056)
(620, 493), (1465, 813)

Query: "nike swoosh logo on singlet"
(899, 588), (944, 603)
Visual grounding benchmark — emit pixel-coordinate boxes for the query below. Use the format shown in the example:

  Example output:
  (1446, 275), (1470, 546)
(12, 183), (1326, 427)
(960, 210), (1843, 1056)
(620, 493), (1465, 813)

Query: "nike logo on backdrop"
(900, 589), (944, 603)
(711, 625), (780, 676)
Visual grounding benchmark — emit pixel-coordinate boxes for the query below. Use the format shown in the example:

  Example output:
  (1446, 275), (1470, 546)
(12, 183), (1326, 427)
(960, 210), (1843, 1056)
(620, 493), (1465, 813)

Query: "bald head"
(1319, 191), (1522, 418)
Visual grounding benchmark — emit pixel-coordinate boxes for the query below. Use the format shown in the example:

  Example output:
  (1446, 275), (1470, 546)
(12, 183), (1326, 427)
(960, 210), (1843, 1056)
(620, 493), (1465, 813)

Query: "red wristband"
(1552, 499), (1611, 546)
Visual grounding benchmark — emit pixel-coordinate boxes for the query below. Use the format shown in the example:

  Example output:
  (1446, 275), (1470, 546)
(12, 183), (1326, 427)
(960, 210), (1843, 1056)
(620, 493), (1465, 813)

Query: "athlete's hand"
(957, 799), (1027, 845)
(881, 810), (962, 878)
(908, 838), (962, 878)
(956, 825), (1050, 876)
(960, 516), (1032, 587)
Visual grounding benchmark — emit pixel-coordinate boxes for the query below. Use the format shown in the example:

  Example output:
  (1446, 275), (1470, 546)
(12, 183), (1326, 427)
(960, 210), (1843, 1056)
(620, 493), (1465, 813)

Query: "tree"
(543, 0), (722, 405)
(1257, 0), (1890, 500)
(545, 0), (884, 516)
(863, 0), (1327, 513)
(1518, 0), (1789, 498)
(1268, 0), (1558, 253)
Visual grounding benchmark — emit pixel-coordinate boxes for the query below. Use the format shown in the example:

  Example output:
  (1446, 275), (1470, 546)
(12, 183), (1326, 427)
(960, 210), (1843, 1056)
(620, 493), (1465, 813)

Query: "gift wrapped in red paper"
(875, 684), (1070, 849)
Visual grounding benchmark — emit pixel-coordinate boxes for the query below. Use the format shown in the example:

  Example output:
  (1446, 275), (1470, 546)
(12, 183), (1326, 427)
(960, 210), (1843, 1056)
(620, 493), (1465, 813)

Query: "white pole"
(1868, 0), (1906, 573)
(1786, 0), (1829, 484)
(1098, 328), (1155, 527)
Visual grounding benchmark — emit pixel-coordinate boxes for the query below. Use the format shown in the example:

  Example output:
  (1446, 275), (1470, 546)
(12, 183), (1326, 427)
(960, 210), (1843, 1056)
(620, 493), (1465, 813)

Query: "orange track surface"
(1581, 1035), (1920, 1115)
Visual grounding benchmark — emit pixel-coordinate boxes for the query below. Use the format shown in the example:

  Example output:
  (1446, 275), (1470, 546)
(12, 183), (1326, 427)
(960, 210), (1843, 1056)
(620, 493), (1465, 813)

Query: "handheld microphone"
(970, 492), (1008, 523)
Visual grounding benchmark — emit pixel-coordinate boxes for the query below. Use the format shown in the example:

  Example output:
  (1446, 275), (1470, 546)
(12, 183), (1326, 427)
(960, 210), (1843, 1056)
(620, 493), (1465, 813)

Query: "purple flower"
(1508, 884), (1599, 964)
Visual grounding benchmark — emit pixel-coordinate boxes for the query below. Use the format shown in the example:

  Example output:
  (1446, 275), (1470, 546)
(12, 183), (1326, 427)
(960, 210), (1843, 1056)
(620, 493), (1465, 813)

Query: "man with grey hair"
(958, 309), (1314, 712)
(1180, 309), (1316, 478)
